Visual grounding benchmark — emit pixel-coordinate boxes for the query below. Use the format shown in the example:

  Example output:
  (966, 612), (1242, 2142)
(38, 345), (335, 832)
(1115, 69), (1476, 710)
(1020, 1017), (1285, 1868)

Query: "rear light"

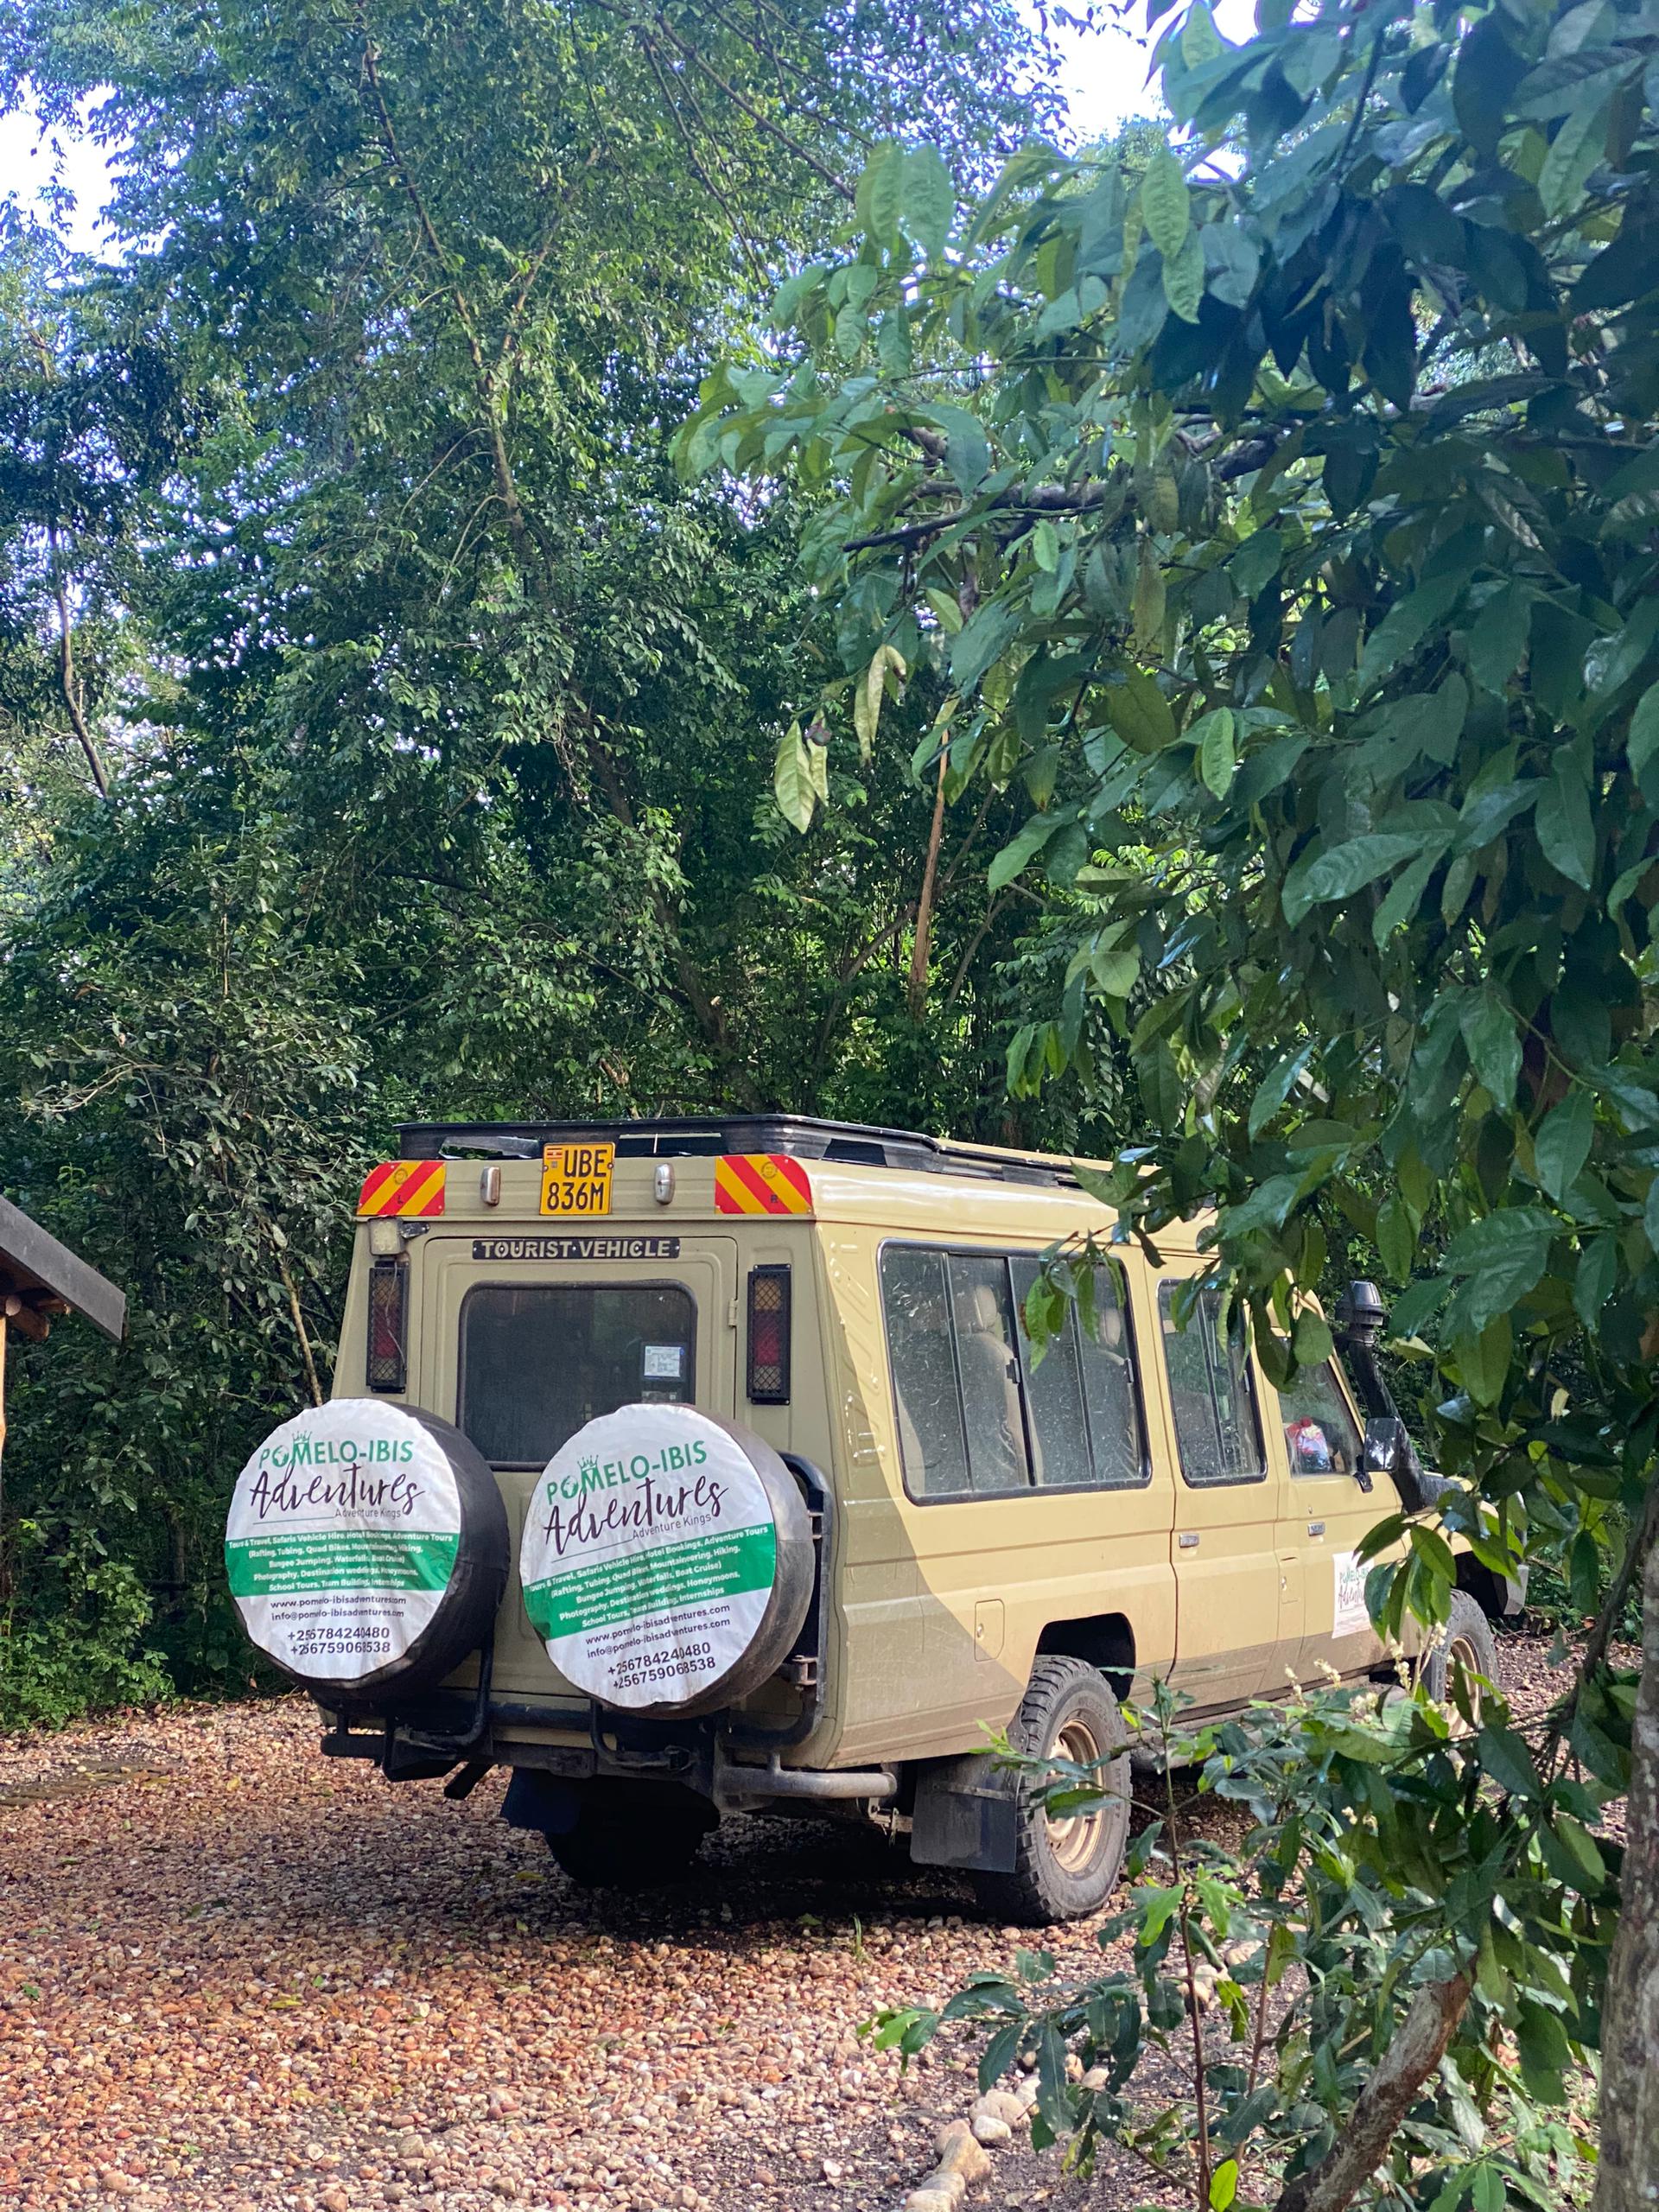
(747, 1265), (791, 1404)
(366, 1257), (408, 1392)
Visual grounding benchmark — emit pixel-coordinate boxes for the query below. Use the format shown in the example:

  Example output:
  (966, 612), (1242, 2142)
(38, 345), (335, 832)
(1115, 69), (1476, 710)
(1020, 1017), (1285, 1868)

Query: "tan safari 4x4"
(224, 1115), (1517, 1924)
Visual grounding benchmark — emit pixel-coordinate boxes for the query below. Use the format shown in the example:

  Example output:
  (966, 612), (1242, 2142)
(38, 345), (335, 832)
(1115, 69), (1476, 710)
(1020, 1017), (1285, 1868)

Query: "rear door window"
(459, 1282), (696, 1468)
(1158, 1283), (1265, 1486)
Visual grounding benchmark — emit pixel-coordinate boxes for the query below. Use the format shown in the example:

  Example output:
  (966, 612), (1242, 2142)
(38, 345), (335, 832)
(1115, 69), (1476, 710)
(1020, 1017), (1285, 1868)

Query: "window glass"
(459, 1283), (695, 1467)
(1008, 1257), (1092, 1489)
(1077, 1275), (1147, 1489)
(1276, 1358), (1364, 1478)
(1158, 1283), (1265, 1486)
(947, 1255), (1032, 1494)
(881, 1247), (971, 1497)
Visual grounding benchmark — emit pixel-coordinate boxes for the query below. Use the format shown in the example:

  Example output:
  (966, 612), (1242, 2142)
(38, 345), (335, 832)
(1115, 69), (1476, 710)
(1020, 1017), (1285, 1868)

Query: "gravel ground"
(0, 1629), (1592, 2211)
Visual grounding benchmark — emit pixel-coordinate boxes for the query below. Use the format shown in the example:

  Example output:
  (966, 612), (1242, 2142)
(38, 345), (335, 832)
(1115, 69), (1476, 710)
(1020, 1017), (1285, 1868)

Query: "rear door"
(416, 1230), (741, 1698)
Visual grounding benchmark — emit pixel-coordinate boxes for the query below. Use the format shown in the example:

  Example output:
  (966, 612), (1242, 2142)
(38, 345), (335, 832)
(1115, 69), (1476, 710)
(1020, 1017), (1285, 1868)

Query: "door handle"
(1178, 1532), (1200, 1549)
(1307, 1520), (1325, 1537)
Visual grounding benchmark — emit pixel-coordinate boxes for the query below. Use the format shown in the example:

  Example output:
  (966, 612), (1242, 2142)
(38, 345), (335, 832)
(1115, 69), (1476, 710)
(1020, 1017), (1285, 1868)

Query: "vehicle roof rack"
(397, 1114), (1082, 1189)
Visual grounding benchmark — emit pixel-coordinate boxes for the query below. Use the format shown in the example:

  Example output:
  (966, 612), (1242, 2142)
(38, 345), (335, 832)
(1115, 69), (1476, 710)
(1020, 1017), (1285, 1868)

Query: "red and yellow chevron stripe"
(357, 1160), (447, 1218)
(715, 1154), (812, 1217)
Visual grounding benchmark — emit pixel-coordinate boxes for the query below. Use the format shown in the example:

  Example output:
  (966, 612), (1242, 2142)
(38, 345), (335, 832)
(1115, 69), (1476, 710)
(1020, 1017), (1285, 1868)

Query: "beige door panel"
(824, 1229), (1177, 1766)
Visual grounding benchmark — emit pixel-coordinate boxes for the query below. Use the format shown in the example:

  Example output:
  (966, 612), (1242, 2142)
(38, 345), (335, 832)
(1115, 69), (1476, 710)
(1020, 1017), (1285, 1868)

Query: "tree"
(688, 0), (1659, 2198)
(0, 0), (1074, 1715)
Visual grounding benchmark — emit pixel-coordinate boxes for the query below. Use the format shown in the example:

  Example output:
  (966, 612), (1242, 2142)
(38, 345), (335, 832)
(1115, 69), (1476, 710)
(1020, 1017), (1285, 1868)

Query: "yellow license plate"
(540, 1141), (615, 1217)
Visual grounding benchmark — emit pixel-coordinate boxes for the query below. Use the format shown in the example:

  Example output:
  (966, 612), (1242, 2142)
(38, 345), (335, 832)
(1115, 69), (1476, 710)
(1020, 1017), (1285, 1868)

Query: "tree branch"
(1274, 1972), (1473, 2212)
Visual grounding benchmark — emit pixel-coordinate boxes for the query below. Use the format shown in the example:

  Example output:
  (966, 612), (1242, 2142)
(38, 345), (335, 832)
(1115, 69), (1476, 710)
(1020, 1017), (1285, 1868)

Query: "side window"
(1009, 1257), (1147, 1490)
(1158, 1282), (1265, 1487)
(947, 1255), (1032, 1494)
(1077, 1276), (1148, 1489)
(881, 1247), (972, 1497)
(1276, 1358), (1364, 1478)
(885, 1247), (1150, 1499)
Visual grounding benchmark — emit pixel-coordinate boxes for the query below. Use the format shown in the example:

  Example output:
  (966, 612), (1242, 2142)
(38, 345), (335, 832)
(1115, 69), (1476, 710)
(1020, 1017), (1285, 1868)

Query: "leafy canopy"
(688, 0), (1659, 1640)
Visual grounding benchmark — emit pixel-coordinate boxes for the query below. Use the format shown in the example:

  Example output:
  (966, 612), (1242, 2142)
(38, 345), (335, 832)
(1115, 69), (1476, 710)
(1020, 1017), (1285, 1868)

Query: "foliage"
(0, 0), (1072, 1721)
(687, 0), (1659, 1614)
(872, 1681), (1606, 2212)
(689, 0), (1659, 2194)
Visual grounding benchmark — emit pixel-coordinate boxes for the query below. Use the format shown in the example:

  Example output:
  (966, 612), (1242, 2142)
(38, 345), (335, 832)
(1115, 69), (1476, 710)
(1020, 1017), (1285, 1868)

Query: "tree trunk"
(1592, 1528), (1659, 2212)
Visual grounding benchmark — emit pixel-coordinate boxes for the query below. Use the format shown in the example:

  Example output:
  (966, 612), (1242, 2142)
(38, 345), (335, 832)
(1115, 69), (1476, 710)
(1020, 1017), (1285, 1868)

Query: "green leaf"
(1376, 1192), (1417, 1281)
(855, 142), (905, 248)
(1535, 1090), (1594, 1202)
(1141, 145), (1192, 262)
(1465, 582), (1532, 694)
(1459, 989), (1522, 1108)
(1537, 754), (1596, 889)
(1372, 851), (1440, 945)
(1357, 572), (1465, 691)
(1105, 671), (1176, 754)
(1628, 683), (1659, 780)
(1281, 833), (1433, 927)
(923, 403), (990, 493)
(773, 721), (817, 832)
(988, 813), (1059, 893)
(1192, 708), (1236, 798)
(1458, 1313), (1513, 1406)
(1477, 1724), (1540, 1799)
(1538, 99), (1609, 219)
(1515, 1999), (1573, 2101)
(854, 644), (906, 764)
(1162, 227), (1205, 323)
(1444, 1208), (1554, 1325)
(1575, 1233), (1618, 1327)
(1202, 223), (1259, 308)
(950, 598), (1022, 692)
(1249, 1041), (1314, 1139)
(1210, 2158), (1239, 2212)
(902, 147), (957, 260)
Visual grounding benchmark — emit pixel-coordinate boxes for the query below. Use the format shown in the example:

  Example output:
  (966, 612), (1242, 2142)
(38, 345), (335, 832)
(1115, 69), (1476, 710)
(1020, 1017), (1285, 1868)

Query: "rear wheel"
(974, 1656), (1130, 1926)
(543, 1783), (715, 1891)
(1420, 1590), (1497, 1719)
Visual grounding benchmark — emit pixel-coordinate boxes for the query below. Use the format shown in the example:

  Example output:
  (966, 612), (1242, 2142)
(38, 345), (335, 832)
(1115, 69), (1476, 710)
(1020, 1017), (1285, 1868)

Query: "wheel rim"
(1045, 1716), (1109, 1875)
(1444, 1633), (1484, 1719)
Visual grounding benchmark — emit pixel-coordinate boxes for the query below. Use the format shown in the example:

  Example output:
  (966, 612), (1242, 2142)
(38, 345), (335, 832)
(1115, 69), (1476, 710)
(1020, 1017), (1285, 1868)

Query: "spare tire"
(519, 1404), (814, 1716)
(226, 1400), (509, 1702)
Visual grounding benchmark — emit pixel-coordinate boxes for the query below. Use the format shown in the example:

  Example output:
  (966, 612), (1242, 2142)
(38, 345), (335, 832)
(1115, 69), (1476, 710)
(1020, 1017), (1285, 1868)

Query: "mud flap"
(908, 1757), (1019, 1873)
(501, 1768), (582, 1836)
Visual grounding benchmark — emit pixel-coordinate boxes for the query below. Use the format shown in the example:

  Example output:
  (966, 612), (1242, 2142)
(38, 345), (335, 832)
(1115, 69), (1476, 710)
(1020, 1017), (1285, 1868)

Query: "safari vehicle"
(228, 1115), (1516, 1924)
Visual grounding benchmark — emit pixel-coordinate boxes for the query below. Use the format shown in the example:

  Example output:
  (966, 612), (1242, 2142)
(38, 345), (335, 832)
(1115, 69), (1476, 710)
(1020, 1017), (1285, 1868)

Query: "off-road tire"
(973, 1656), (1130, 1926)
(1420, 1589), (1498, 1715)
(543, 1783), (715, 1891)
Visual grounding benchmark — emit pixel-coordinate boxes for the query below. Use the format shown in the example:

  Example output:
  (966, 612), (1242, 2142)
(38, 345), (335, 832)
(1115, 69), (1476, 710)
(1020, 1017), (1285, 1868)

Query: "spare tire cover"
(226, 1401), (508, 1701)
(519, 1405), (814, 1715)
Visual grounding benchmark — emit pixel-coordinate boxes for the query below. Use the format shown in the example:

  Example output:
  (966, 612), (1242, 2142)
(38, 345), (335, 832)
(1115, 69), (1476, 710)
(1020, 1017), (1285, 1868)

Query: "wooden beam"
(2, 1295), (50, 1344)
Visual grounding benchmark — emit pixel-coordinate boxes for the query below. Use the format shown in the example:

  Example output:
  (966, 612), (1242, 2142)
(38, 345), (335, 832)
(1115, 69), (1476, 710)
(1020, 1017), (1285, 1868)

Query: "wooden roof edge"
(0, 1195), (127, 1343)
